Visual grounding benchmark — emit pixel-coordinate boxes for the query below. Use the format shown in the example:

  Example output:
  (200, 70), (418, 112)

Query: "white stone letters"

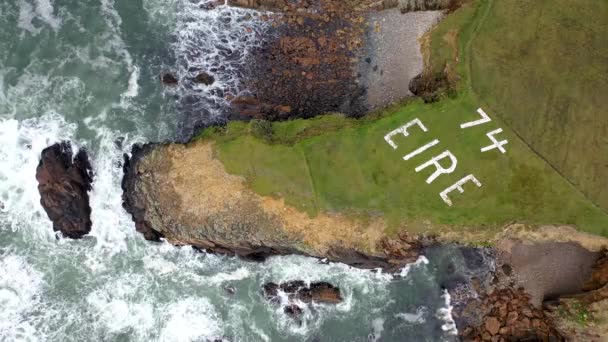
(440, 175), (482, 206)
(403, 139), (439, 161)
(460, 108), (492, 129)
(386, 107), (508, 206)
(384, 118), (428, 149)
(481, 128), (509, 154)
(415, 151), (458, 184)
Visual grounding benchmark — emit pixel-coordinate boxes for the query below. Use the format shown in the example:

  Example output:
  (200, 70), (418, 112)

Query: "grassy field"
(470, 0), (608, 212)
(198, 0), (608, 237)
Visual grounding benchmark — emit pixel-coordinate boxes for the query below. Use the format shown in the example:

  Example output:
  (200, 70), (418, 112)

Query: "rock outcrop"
(121, 141), (425, 269)
(36, 141), (93, 239)
(262, 281), (342, 320)
(262, 281), (343, 304)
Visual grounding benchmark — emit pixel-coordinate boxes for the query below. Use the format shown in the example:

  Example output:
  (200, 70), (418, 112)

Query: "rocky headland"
(121, 140), (425, 268)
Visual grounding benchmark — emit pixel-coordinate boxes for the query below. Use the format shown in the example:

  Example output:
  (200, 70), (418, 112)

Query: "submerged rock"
(36, 141), (93, 239)
(263, 281), (343, 305)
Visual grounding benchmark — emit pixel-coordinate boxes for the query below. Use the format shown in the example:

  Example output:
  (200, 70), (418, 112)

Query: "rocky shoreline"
(33, 1), (608, 340)
(117, 138), (608, 340)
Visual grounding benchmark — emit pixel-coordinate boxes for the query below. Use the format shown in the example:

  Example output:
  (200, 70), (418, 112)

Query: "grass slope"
(200, 0), (608, 237)
(470, 0), (608, 212)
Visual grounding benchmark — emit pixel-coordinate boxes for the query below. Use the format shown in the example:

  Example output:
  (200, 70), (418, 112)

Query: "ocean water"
(0, 1), (460, 341)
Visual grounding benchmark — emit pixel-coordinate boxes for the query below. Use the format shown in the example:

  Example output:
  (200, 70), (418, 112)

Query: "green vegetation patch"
(198, 0), (608, 237)
(470, 0), (608, 212)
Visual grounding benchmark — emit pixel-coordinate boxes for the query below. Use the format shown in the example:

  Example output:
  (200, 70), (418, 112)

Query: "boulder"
(36, 141), (93, 239)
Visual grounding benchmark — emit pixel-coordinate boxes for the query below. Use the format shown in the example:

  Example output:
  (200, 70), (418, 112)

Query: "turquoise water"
(0, 1), (460, 340)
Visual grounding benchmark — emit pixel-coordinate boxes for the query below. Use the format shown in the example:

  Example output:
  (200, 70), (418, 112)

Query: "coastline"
(118, 1), (608, 340)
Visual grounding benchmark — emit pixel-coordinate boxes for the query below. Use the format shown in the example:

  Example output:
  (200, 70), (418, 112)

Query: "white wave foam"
(368, 318), (385, 342)
(17, 0), (61, 35)
(100, 0), (141, 110)
(159, 298), (223, 342)
(395, 306), (427, 324)
(436, 290), (458, 336)
(207, 266), (250, 284)
(123, 65), (140, 99)
(86, 128), (144, 255)
(17, 0), (38, 34)
(396, 255), (429, 278)
(0, 255), (44, 341)
(0, 113), (76, 240)
(34, 0), (61, 30)
(86, 276), (156, 340)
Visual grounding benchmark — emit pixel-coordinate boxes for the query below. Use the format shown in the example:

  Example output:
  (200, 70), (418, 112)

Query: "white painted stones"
(385, 108), (508, 206)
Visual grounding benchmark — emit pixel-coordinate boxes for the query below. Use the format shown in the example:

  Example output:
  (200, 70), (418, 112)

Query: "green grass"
(198, 0), (608, 237)
(470, 0), (608, 212)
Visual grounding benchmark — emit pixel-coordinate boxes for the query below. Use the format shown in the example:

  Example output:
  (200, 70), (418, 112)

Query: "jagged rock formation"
(36, 141), (93, 239)
(262, 281), (343, 304)
(121, 141), (425, 269)
(262, 281), (342, 320)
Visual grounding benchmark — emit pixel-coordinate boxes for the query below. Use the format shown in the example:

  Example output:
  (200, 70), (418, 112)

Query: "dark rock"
(114, 137), (125, 150)
(36, 141), (93, 239)
(262, 281), (343, 304)
(284, 304), (303, 317)
(121, 143), (165, 242)
(193, 72), (215, 86)
(224, 285), (236, 295)
(160, 72), (179, 86)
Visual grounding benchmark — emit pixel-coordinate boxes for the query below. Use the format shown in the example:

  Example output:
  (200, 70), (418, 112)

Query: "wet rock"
(224, 285), (237, 295)
(121, 143), (165, 242)
(283, 304), (303, 317)
(36, 141), (93, 239)
(114, 136), (125, 150)
(201, 0), (224, 10)
(262, 281), (343, 304)
(160, 72), (179, 86)
(193, 72), (215, 86)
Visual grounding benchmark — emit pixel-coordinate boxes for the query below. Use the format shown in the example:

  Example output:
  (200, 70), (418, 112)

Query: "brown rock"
(485, 317), (501, 335)
(36, 141), (93, 239)
(193, 72), (215, 86)
(507, 311), (518, 324)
